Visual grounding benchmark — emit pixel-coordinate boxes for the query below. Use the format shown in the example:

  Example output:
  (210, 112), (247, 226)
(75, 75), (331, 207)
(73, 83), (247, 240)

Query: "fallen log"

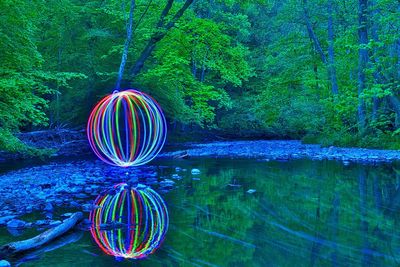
(0, 212), (83, 257)
(15, 231), (83, 265)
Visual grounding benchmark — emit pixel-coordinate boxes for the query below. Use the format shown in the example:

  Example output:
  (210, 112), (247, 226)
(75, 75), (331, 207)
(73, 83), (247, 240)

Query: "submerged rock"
(0, 260), (11, 267)
(191, 169), (201, 175)
(171, 174), (182, 180)
(44, 202), (54, 212)
(7, 219), (28, 229)
(61, 212), (73, 218)
(247, 189), (256, 194)
(0, 215), (16, 226)
(160, 179), (175, 188)
(49, 220), (62, 227)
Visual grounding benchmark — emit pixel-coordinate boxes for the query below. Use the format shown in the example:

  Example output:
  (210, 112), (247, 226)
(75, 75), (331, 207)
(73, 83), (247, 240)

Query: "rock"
(84, 187), (92, 194)
(175, 167), (182, 172)
(45, 212), (53, 220)
(35, 220), (49, 226)
(75, 193), (87, 199)
(7, 219), (27, 229)
(191, 169), (201, 175)
(82, 204), (97, 212)
(146, 178), (158, 185)
(192, 178), (201, 181)
(247, 189), (256, 194)
(44, 202), (54, 212)
(49, 220), (62, 227)
(81, 218), (91, 226)
(61, 212), (73, 218)
(70, 201), (81, 208)
(0, 260), (11, 267)
(160, 179), (175, 188)
(0, 215), (16, 226)
(171, 174), (182, 180)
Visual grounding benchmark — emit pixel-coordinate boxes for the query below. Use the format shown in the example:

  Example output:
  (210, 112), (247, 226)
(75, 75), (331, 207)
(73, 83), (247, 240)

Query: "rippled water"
(2, 157), (400, 266)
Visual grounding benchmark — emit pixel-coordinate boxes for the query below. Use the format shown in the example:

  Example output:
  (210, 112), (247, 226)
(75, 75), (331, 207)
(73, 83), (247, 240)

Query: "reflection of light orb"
(89, 183), (169, 259)
(87, 89), (167, 167)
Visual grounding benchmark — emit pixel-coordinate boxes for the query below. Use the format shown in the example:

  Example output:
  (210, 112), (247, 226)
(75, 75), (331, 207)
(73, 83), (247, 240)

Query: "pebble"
(35, 220), (49, 226)
(0, 215), (16, 226)
(82, 204), (97, 212)
(160, 179), (175, 188)
(61, 212), (73, 218)
(44, 202), (54, 212)
(247, 189), (256, 194)
(0, 260), (11, 267)
(191, 169), (201, 175)
(171, 174), (182, 180)
(49, 220), (62, 227)
(7, 219), (27, 229)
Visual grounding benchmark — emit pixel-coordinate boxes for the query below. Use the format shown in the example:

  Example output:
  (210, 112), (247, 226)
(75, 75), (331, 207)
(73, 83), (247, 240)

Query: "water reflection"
(89, 183), (168, 260)
(159, 159), (400, 267)
(2, 158), (400, 266)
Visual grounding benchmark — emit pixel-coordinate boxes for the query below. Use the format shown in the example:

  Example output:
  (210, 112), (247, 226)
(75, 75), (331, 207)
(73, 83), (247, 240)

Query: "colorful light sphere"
(89, 183), (169, 259)
(87, 89), (167, 167)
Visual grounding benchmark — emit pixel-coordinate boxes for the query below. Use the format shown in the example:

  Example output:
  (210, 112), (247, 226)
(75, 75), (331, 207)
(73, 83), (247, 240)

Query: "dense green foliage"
(1, 0), (400, 151)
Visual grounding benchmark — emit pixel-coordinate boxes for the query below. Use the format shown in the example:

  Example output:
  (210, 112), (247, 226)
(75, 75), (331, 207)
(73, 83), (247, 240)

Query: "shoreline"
(160, 140), (400, 164)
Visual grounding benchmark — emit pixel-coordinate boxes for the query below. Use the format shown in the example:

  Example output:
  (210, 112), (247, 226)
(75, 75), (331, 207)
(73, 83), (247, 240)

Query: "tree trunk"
(115, 0), (135, 90)
(357, 0), (369, 132)
(359, 169), (371, 266)
(327, 0), (339, 95)
(130, 0), (194, 78)
(370, 0), (381, 122)
(397, 38), (400, 80)
(303, 0), (339, 96)
(388, 95), (400, 128)
(303, 0), (327, 64)
(0, 212), (83, 257)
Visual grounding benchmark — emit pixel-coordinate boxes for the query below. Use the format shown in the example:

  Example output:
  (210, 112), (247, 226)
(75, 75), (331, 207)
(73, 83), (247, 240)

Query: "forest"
(1, 0), (400, 153)
(2, 1), (400, 267)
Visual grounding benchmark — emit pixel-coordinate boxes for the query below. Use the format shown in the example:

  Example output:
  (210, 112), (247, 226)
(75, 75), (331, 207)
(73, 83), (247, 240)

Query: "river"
(0, 155), (400, 266)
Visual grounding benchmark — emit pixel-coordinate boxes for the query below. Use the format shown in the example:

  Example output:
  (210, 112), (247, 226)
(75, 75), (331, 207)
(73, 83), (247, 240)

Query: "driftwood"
(173, 151), (190, 159)
(15, 231), (83, 265)
(0, 212), (83, 257)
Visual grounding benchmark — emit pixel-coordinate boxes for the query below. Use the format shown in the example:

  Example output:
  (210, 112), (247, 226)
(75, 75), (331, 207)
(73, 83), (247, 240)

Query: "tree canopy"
(1, 0), (400, 151)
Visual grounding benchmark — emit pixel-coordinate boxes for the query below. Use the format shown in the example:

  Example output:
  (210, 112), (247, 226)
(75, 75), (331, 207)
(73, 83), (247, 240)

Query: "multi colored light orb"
(87, 89), (167, 167)
(89, 183), (169, 259)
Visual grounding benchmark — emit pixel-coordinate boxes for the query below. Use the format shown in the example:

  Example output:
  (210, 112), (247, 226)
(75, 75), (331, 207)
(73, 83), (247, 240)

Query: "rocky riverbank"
(1, 139), (400, 235)
(161, 140), (400, 164)
(0, 159), (182, 235)
(6, 128), (400, 165)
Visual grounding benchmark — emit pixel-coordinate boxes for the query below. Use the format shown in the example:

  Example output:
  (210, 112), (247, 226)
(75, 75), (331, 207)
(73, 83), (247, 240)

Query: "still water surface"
(1, 157), (400, 267)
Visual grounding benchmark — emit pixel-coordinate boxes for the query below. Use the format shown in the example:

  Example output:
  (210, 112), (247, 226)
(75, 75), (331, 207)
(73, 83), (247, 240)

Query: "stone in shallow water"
(0, 260), (11, 267)
(44, 202), (54, 212)
(191, 168), (201, 175)
(247, 189), (256, 194)
(61, 212), (73, 218)
(49, 220), (62, 227)
(35, 220), (49, 226)
(171, 174), (182, 180)
(0, 215), (16, 226)
(7, 219), (27, 229)
(160, 179), (175, 188)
